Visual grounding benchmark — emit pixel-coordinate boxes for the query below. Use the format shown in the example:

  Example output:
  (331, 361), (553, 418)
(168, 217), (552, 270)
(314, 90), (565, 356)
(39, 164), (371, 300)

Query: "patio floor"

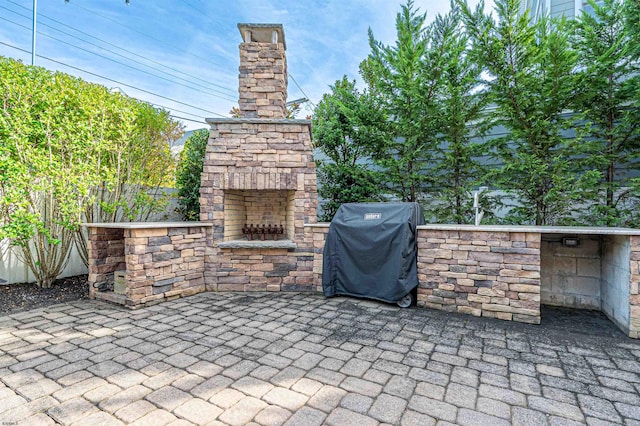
(1, 292), (639, 425)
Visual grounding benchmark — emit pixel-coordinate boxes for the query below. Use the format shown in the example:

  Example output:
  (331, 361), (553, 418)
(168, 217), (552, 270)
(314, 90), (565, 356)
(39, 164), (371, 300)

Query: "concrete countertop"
(82, 222), (212, 229)
(417, 224), (640, 235)
(304, 223), (640, 235)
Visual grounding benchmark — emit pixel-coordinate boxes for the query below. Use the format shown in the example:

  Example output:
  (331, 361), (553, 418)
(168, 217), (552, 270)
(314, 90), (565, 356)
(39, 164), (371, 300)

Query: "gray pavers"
(1, 293), (640, 425)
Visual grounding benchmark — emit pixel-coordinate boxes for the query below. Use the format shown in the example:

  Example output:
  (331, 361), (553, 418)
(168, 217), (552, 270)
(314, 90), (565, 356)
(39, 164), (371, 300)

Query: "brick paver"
(0, 292), (639, 424)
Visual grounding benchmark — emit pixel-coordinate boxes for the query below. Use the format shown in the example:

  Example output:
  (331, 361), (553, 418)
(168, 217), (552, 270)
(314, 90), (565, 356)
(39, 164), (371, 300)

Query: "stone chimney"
(237, 24), (287, 119)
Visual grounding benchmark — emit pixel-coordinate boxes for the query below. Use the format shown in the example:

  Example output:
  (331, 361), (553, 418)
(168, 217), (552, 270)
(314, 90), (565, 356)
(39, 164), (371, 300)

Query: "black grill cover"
(322, 202), (425, 303)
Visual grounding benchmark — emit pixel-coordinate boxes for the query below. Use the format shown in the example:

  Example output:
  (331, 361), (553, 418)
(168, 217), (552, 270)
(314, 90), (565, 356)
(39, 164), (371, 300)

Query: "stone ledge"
(417, 224), (640, 235)
(83, 222), (212, 229)
(304, 223), (330, 228)
(218, 239), (297, 249)
(206, 118), (311, 125)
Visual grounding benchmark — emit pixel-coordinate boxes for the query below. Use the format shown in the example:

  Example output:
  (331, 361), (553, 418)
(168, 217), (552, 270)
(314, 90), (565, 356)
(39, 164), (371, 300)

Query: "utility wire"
(169, 115), (206, 125)
(150, 103), (206, 122)
(0, 12), (238, 103)
(6, 1), (311, 113)
(181, 0), (226, 27)
(0, 40), (227, 118)
(67, 1), (232, 73)
(5, 0), (237, 96)
(289, 73), (316, 109)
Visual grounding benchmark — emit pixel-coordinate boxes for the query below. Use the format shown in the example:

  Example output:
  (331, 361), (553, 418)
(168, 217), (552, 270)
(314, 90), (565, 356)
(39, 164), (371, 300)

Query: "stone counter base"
(87, 225), (207, 309)
(416, 229), (541, 324)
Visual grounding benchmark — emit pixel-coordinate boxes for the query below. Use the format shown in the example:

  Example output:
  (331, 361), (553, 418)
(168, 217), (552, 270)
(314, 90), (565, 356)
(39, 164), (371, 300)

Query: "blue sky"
(0, 0), (493, 131)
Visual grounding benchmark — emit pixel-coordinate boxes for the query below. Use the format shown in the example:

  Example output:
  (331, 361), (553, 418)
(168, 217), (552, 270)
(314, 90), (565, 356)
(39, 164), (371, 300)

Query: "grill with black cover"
(322, 202), (425, 307)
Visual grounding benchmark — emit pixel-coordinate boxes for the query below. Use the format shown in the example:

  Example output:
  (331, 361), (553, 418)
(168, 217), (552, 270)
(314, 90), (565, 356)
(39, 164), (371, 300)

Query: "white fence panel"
(0, 242), (88, 285)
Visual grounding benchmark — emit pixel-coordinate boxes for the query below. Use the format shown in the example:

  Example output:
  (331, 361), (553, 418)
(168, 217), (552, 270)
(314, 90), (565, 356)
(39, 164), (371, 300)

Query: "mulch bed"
(0, 275), (89, 315)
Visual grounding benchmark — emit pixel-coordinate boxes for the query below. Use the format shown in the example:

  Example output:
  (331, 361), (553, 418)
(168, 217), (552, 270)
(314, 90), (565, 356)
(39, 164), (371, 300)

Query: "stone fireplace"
(200, 23), (318, 292)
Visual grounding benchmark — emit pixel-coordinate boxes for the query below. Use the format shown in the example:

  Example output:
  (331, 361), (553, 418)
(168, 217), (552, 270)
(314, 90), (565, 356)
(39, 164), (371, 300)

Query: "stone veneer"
(200, 119), (317, 293)
(308, 224), (331, 293)
(199, 23), (318, 293)
(623, 235), (640, 338)
(87, 224), (207, 308)
(416, 229), (541, 324)
(238, 24), (287, 119)
(306, 223), (640, 336)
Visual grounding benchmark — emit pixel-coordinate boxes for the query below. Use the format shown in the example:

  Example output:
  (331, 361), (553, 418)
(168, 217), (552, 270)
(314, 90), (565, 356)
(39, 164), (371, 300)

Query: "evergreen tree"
(312, 77), (383, 221)
(460, 0), (592, 225)
(176, 129), (209, 221)
(572, 0), (640, 226)
(360, 0), (446, 203)
(429, 8), (490, 224)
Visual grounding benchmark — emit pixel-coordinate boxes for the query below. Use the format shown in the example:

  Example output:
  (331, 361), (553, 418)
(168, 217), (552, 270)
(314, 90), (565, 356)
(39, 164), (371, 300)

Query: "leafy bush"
(0, 56), (181, 287)
(176, 129), (209, 220)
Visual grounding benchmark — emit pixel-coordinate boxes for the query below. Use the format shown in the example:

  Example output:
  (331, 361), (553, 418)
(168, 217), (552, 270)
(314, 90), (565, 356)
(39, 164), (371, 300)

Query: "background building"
(520, 0), (603, 21)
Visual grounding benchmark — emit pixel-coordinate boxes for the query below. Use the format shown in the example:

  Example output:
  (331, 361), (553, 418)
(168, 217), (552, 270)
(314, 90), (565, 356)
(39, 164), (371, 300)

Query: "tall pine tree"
(312, 77), (384, 221)
(572, 0), (640, 226)
(429, 8), (490, 224)
(461, 0), (592, 225)
(360, 0), (446, 203)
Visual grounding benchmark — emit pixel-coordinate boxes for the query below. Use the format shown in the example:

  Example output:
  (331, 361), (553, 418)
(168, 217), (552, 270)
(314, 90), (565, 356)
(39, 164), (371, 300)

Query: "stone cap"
(417, 224), (640, 235)
(218, 239), (297, 249)
(206, 117), (310, 125)
(82, 222), (212, 229)
(238, 23), (286, 49)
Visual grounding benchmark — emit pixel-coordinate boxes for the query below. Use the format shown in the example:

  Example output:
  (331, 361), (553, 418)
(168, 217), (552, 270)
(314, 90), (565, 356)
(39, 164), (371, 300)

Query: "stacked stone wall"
(309, 225), (330, 292)
(211, 248), (314, 292)
(123, 226), (207, 307)
(87, 225), (207, 308)
(630, 235), (640, 338)
(238, 42), (287, 119)
(201, 120), (317, 293)
(416, 229), (541, 324)
(87, 227), (125, 299)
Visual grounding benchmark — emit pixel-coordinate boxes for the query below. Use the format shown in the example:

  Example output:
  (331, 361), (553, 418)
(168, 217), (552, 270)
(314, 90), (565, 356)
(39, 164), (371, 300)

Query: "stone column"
(238, 24), (287, 119)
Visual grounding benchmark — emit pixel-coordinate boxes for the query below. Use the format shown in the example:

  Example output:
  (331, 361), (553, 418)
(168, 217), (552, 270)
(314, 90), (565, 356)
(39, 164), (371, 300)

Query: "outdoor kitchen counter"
(416, 224), (640, 235)
(413, 224), (640, 338)
(307, 222), (640, 338)
(83, 222), (211, 308)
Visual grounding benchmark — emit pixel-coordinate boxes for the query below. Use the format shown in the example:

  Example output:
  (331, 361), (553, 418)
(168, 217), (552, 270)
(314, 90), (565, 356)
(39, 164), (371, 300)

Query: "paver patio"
(1, 292), (639, 425)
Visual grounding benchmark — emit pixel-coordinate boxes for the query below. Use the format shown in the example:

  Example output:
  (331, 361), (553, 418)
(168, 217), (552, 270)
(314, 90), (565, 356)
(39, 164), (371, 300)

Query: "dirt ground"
(0, 275), (89, 315)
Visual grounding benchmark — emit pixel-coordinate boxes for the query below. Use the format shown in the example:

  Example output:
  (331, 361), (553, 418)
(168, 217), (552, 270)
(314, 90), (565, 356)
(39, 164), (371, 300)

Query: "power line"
(289, 73), (316, 108)
(5, 0), (237, 96)
(111, 89), (209, 124)
(169, 115), (206, 125)
(67, 1), (232, 74)
(0, 40), (227, 118)
(150, 103), (206, 122)
(181, 0), (226, 27)
(0, 12), (238, 103)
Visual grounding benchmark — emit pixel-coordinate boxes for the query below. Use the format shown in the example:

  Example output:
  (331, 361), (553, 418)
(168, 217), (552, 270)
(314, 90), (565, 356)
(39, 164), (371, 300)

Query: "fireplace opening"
(223, 189), (295, 241)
